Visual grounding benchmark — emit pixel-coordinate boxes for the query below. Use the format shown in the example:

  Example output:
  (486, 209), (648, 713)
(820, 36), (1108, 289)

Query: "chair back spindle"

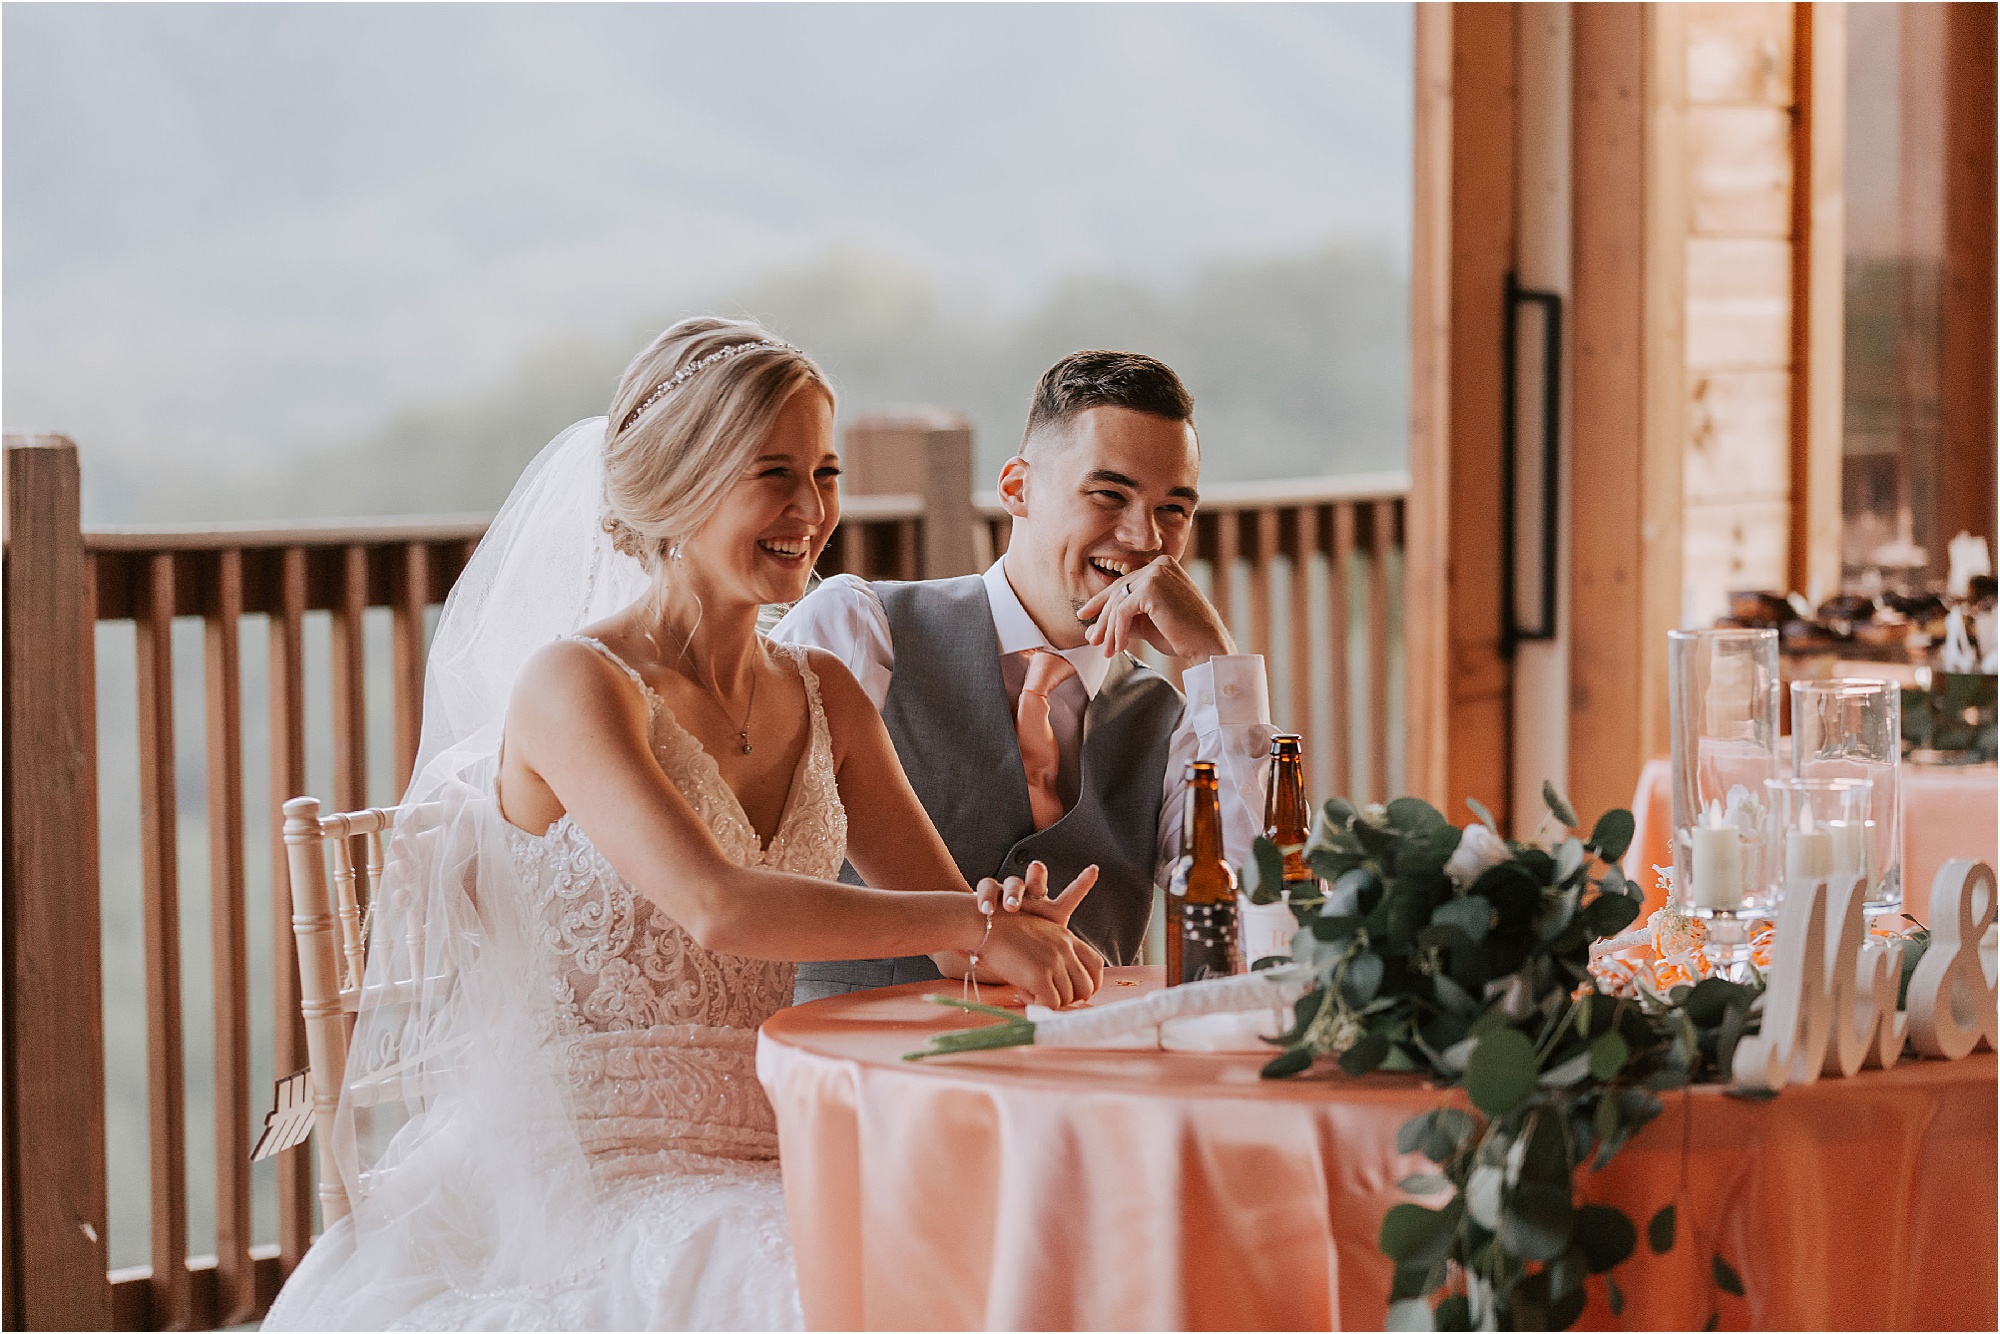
(280, 797), (440, 1226)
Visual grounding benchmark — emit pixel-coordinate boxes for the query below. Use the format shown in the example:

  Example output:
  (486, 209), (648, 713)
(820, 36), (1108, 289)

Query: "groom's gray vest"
(793, 575), (1183, 1003)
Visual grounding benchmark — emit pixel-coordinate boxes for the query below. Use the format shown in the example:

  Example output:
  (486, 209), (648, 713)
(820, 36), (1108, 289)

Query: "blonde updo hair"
(601, 316), (834, 570)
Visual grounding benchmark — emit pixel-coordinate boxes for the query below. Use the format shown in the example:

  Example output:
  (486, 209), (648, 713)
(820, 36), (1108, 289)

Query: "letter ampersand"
(1906, 860), (1999, 1060)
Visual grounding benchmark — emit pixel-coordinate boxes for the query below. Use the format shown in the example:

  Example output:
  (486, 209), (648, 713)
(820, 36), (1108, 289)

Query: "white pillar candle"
(1691, 823), (1744, 909)
(1828, 820), (1867, 880)
(1787, 824), (1834, 882)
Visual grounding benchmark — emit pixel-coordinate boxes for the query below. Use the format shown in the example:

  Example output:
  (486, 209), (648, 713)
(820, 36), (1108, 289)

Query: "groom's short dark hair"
(1021, 350), (1195, 451)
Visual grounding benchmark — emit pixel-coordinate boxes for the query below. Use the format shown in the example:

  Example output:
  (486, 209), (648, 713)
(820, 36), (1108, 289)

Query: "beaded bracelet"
(963, 901), (996, 1005)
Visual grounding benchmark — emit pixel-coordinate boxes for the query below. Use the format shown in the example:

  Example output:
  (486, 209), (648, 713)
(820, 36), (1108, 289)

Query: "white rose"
(1444, 821), (1512, 888)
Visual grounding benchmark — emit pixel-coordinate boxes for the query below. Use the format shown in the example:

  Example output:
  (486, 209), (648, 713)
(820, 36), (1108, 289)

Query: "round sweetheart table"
(757, 966), (1996, 1331)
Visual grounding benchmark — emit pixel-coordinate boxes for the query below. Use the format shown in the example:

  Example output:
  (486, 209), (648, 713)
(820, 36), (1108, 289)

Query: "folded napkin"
(1023, 1003), (1292, 1053)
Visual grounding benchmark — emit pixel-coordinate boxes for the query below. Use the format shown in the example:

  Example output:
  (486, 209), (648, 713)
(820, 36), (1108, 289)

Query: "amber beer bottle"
(1167, 761), (1240, 986)
(1264, 734), (1317, 896)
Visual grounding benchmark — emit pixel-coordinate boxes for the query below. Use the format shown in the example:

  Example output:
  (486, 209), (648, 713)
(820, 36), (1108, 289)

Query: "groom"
(774, 350), (1274, 1002)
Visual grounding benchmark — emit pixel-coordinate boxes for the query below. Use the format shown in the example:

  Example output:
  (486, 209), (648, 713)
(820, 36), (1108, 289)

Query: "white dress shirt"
(770, 560), (1276, 888)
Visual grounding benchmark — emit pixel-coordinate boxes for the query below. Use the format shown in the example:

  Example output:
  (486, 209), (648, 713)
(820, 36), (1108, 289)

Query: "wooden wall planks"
(1678, 0), (1800, 628)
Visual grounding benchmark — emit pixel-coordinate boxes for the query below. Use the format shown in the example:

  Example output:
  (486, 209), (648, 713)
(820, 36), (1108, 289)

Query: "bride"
(264, 317), (1103, 1330)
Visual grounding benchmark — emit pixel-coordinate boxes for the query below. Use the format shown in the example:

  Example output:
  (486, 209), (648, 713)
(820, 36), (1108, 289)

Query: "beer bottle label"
(1178, 900), (1240, 983)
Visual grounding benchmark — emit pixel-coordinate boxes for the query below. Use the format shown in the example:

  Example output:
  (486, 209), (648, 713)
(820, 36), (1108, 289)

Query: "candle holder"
(1764, 777), (1874, 894)
(1792, 678), (1903, 915)
(1668, 629), (1780, 972)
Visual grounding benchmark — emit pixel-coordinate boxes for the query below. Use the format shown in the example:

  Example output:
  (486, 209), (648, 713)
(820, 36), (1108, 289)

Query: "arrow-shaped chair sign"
(251, 1069), (316, 1162)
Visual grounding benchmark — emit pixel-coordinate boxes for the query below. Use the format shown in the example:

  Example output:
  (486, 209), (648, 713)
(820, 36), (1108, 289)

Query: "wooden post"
(1445, 0), (1517, 828)
(839, 411), (978, 579)
(1939, 2), (1997, 554)
(2, 435), (112, 1329)
(1404, 1), (1454, 811)
(1569, 3), (1685, 824)
(1791, 2), (1847, 605)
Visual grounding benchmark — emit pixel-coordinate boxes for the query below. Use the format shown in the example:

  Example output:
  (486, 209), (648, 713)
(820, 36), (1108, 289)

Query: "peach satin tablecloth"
(758, 968), (1997, 1331)
(1624, 758), (1998, 924)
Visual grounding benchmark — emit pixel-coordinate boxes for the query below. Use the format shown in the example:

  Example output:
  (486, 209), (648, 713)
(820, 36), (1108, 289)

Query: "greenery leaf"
(1704, 1314), (1719, 1332)
(1575, 1204), (1637, 1272)
(1338, 1033), (1391, 1076)
(1244, 836), (1287, 905)
(1464, 1164), (1503, 1230)
(1599, 863), (1633, 900)
(1588, 809), (1635, 863)
(1594, 1094), (1620, 1146)
(1580, 890), (1642, 940)
(1648, 1203), (1676, 1254)
(1539, 1049), (1593, 1087)
(1397, 1107), (1479, 1163)
(1607, 1274), (1626, 1317)
(1499, 1180), (1574, 1261)
(1430, 895), (1492, 944)
(1712, 1253), (1744, 1297)
(1683, 977), (1752, 1027)
(1465, 1028), (1539, 1117)
(1386, 796), (1450, 834)
(1434, 1294), (1472, 1332)
(1379, 1199), (1463, 1271)
(1589, 1031), (1631, 1081)
(1385, 1298), (1435, 1332)
(1547, 1245), (1588, 1303)
(1399, 1173), (1449, 1196)
(1555, 838), (1585, 884)
(1466, 796), (1499, 832)
(1260, 1046), (1314, 1079)
(1543, 781), (1579, 829)
(1432, 973), (1479, 1017)
(1341, 951), (1386, 1007)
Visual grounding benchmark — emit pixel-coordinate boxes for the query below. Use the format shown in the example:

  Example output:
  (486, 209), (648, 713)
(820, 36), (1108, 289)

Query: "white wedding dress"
(264, 635), (845, 1331)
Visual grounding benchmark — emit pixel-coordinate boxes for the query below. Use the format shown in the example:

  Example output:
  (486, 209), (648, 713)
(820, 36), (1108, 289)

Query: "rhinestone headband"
(619, 338), (796, 431)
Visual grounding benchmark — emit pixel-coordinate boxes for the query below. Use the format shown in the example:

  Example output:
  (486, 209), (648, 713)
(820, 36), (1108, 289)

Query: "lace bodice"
(505, 636), (847, 1165)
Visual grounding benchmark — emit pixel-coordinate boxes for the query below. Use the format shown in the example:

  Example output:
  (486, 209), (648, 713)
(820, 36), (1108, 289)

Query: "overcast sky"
(5, 2), (1413, 516)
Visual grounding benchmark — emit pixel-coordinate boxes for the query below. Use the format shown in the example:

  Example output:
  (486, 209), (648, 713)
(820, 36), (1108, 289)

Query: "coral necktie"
(1015, 648), (1076, 830)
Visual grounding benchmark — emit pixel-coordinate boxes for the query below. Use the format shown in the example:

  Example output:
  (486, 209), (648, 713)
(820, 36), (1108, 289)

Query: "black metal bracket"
(1501, 272), (1562, 655)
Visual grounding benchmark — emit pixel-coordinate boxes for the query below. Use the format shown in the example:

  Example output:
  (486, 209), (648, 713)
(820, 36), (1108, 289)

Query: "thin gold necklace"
(643, 615), (758, 755)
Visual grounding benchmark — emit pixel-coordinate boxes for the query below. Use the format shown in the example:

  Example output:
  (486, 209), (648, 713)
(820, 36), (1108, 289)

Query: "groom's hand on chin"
(1076, 554), (1235, 664)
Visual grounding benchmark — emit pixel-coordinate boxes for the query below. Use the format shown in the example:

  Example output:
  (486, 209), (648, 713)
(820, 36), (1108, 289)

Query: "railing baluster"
(391, 542), (429, 795)
(1329, 504), (1355, 798)
(331, 546), (369, 813)
(1286, 508), (1317, 789)
(267, 548), (313, 1269)
(202, 551), (254, 1324)
(897, 519), (920, 581)
(1249, 508), (1278, 663)
(1211, 510), (1238, 636)
(1367, 500), (1395, 802)
(135, 551), (191, 1330)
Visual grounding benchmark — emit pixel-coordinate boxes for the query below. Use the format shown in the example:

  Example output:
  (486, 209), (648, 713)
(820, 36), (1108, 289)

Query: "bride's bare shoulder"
(794, 646), (885, 758)
(509, 637), (651, 739)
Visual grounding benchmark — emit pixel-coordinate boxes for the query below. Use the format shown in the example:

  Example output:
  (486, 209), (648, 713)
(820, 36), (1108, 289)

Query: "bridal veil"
(293, 416), (653, 1323)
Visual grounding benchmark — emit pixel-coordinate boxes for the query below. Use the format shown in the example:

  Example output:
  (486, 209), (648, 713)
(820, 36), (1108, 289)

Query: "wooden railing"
(3, 434), (1405, 1329)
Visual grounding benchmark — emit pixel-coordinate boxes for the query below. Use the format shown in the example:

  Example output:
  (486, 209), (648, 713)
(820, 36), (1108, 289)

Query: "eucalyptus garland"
(1241, 784), (1765, 1331)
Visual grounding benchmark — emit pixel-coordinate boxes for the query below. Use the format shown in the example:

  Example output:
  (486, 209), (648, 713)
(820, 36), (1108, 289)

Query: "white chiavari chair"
(281, 796), (444, 1224)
